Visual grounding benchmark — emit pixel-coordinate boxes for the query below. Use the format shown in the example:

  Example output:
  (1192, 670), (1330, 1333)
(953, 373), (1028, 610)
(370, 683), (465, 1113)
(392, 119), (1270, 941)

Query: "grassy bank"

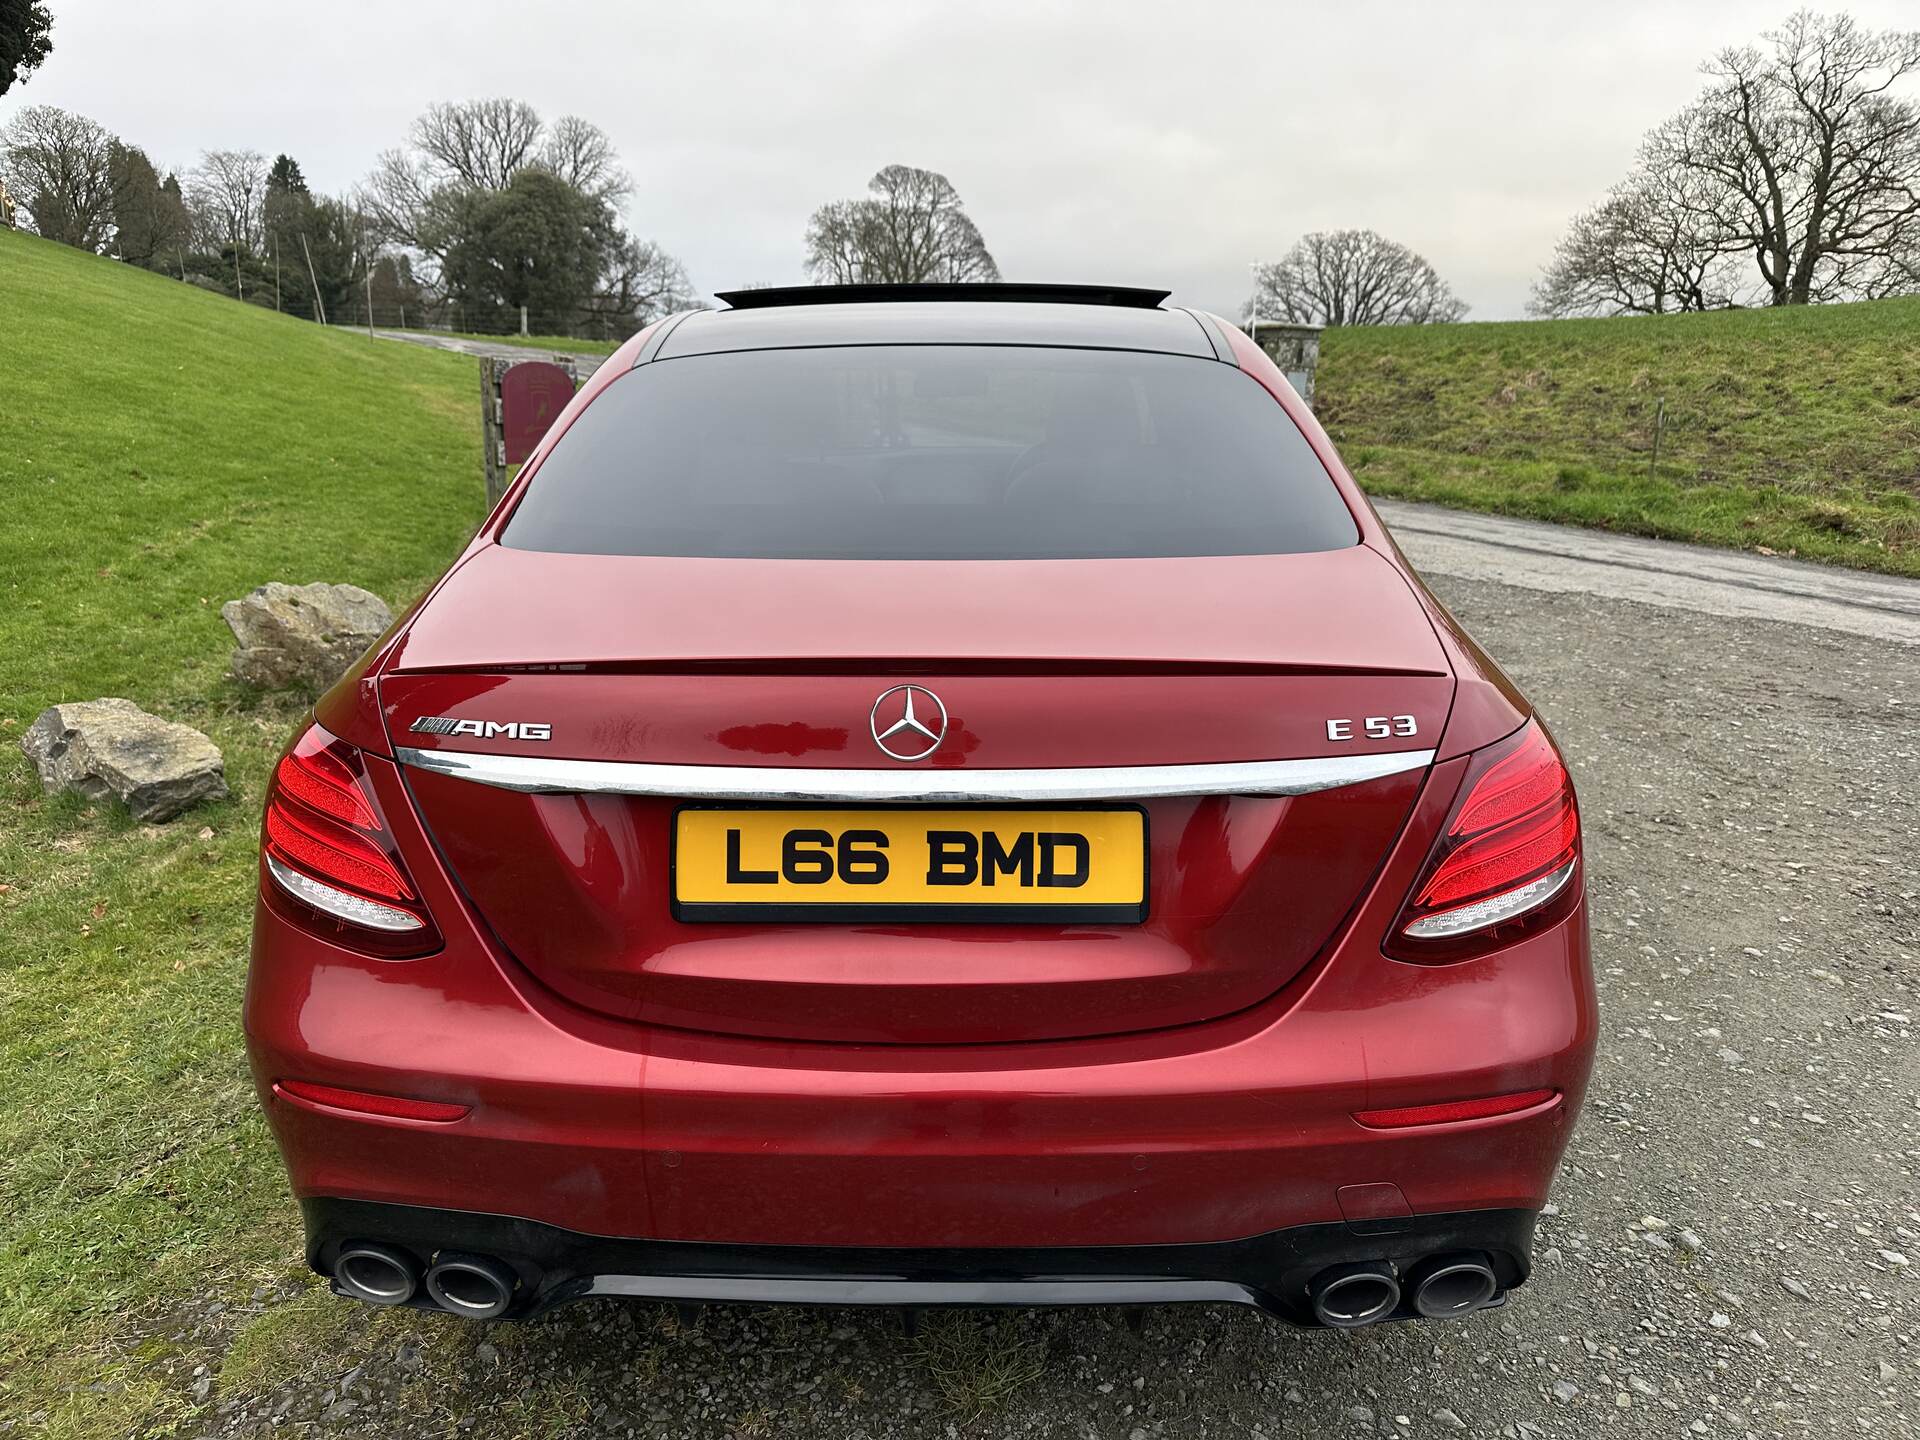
(0, 227), (486, 1434)
(1317, 297), (1920, 576)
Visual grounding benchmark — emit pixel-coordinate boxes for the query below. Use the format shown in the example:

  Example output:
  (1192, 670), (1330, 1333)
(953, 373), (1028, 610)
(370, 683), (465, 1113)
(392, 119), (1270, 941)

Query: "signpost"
(480, 358), (579, 506)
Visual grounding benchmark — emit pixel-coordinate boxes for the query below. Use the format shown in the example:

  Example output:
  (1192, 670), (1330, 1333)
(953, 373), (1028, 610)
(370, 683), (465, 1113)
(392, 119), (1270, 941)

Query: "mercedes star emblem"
(869, 684), (948, 762)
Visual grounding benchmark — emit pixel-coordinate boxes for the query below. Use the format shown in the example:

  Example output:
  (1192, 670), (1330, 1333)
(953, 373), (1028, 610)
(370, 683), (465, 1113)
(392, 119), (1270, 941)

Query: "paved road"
(368, 327), (613, 374)
(1377, 500), (1920, 648)
(201, 517), (1919, 1439)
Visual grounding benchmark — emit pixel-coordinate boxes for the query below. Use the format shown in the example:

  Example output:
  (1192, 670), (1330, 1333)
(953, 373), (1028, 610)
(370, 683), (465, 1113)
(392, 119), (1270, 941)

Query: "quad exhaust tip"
(1410, 1253), (1498, 1319)
(334, 1242), (420, 1307)
(1309, 1252), (1500, 1328)
(425, 1252), (518, 1320)
(1309, 1262), (1401, 1328)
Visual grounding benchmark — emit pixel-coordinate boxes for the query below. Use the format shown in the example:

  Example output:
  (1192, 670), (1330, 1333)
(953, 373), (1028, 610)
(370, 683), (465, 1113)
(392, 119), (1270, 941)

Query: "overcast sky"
(10, 1), (1917, 320)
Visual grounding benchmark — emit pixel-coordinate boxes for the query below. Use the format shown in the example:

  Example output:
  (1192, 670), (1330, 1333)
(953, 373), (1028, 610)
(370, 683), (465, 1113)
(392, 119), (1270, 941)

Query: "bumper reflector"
(275, 1080), (469, 1123)
(1354, 1088), (1556, 1129)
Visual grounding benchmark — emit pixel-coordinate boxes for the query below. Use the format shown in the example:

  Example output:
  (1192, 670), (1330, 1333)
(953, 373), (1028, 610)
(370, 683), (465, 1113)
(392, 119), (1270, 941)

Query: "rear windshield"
(502, 345), (1357, 560)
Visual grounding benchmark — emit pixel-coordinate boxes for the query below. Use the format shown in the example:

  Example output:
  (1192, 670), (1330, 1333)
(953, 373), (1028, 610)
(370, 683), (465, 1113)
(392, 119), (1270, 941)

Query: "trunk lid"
(389, 542), (1450, 1044)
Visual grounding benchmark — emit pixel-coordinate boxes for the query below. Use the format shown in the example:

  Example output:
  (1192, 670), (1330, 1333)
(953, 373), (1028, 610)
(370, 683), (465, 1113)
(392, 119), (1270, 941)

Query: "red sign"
(500, 361), (578, 465)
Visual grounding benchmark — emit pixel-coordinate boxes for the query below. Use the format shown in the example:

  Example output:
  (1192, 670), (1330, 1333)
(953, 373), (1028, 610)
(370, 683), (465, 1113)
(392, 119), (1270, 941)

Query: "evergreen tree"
(0, 0), (53, 97)
(266, 153), (308, 197)
(108, 141), (189, 271)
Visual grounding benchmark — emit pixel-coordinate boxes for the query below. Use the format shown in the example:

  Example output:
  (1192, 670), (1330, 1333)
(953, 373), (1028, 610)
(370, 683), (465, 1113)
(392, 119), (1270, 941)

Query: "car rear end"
(244, 289), (1596, 1328)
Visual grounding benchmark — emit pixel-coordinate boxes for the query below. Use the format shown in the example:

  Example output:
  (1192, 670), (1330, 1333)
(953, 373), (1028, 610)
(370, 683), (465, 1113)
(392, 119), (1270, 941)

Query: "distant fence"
(212, 287), (654, 342)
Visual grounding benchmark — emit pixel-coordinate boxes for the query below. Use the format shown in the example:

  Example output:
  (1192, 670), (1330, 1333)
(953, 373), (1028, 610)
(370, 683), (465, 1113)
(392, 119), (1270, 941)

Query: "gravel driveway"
(194, 568), (1918, 1440)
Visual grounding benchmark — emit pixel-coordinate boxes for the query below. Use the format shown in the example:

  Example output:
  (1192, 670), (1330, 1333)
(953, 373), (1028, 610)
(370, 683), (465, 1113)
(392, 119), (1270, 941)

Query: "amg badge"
(410, 716), (553, 741)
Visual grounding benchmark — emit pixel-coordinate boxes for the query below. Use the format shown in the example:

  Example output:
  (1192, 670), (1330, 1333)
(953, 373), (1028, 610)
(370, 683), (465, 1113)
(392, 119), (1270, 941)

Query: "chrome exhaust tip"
(1410, 1253), (1498, 1319)
(1309, 1262), (1401, 1328)
(334, 1242), (420, 1307)
(425, 1252), (517, 1320)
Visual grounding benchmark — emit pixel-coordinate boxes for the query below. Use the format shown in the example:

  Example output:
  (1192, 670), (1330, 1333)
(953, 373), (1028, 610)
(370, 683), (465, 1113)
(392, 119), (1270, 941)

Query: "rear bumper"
(304, 1197), (1536, 1325)
(246, 890), (1595, 1252)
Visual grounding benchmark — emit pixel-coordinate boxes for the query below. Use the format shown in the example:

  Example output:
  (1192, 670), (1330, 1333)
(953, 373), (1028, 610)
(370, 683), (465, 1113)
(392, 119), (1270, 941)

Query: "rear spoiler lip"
(380, 658), (1450, 680)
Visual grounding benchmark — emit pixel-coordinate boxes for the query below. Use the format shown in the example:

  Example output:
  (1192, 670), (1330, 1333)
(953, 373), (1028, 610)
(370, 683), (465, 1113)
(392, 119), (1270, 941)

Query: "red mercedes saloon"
(245, 283), (1595, 1329)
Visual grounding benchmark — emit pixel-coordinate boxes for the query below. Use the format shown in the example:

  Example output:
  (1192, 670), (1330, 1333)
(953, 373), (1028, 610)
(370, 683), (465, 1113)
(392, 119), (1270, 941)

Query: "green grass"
(0, 227), (485, 1433)
(1317, 297), (1920, 575)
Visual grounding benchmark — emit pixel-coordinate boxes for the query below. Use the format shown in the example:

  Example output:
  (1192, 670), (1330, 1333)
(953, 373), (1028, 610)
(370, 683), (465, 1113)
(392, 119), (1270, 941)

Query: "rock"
(1781, 1276), (1813, 1300)
(21, 700), (227, 821)
(221, 581), (391, 691)
(1551, 1380), (1580, 1403)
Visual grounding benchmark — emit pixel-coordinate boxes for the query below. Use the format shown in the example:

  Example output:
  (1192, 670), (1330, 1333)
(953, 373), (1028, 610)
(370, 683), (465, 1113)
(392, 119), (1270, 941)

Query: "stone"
(21, 699), (228, 821)
(221, 581), (391, 691)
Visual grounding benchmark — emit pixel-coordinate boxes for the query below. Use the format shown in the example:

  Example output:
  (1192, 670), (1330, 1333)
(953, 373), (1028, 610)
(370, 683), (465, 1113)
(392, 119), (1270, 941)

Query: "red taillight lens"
(1386, 721), (1581, 961)
(261, 725), (440, 957)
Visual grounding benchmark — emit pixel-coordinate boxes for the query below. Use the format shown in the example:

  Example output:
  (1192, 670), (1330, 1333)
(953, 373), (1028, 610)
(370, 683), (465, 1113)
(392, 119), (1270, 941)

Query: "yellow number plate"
(674, 808), (1147, 923)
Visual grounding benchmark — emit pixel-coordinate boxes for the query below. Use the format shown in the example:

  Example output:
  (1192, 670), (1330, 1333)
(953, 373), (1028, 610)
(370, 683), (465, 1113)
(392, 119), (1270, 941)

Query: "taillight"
(1385, 720), (1580, 961)
(261, 725), (441, 957)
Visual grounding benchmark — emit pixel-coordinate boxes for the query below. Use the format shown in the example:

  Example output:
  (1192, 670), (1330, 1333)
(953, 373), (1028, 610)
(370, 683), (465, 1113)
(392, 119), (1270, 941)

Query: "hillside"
(0, 227), (486, 1434)
(0, 228), (486, 721)
(1318, 297), (1920, 576)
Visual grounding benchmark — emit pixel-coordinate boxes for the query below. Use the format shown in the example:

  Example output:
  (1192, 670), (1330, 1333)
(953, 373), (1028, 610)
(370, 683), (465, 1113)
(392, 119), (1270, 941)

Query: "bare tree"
(1531, 169), (1736, 316)
(189, 148), (268, 255)
(413, 97), (543, 189)
(1644, 10), (1920, 306)
(0, 104), (117, 249)
(362, 101), (628, 264)
(541, 114), (630, 202)
(359, 98), (687, 336)
(804, 165), (1000, 284)
(803, 198), (871, 283)
(590, 234), (697, 329)
(1244, 229), (1468, 327)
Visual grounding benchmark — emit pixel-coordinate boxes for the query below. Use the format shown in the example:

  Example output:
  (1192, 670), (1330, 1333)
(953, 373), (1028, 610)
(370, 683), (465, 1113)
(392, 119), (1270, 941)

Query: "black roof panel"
(658, 300), (1214, 361)
(715, 282), (1172, 309)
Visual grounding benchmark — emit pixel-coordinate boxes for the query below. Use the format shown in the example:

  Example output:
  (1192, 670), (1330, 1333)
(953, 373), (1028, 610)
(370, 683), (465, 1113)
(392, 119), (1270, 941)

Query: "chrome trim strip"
(585, 1275), (1262, 1308)
(393, 747), (1434, 802)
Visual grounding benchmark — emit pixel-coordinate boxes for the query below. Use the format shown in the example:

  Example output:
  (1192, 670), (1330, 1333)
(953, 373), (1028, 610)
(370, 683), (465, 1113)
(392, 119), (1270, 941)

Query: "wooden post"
(298, 233), (327, 326)
(481, 357), (509, 507)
